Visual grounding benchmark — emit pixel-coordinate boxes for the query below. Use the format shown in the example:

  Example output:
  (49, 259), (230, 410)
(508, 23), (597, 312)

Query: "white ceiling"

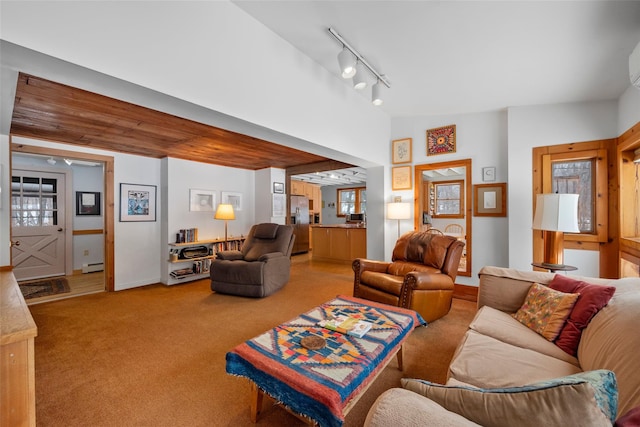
(233, 1), (640, 117)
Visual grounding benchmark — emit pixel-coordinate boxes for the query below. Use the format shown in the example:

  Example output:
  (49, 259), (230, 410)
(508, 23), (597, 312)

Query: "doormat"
(19, 277), (71, 300)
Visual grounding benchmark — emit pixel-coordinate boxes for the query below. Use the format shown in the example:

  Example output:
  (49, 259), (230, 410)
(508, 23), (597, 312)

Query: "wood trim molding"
(453, 283), (478, 302)
(72, 229), (104, 236)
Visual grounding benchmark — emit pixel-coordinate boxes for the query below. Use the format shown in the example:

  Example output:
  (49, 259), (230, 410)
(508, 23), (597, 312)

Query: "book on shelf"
(176, 228), (199, 244)
(318, 315), (372, 338)
(170, 267), (195, 279)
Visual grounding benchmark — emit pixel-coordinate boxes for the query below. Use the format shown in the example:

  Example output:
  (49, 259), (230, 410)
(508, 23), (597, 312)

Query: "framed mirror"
(414, 159), (472, 277)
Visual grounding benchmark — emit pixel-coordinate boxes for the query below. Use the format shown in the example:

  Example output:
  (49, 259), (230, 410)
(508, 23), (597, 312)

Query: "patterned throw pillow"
(401, 370), (618, 427)
(512, 283), (579, 341)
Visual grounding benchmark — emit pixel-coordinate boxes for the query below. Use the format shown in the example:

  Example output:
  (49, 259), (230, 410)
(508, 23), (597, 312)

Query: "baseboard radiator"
(82, 262), (104, 273)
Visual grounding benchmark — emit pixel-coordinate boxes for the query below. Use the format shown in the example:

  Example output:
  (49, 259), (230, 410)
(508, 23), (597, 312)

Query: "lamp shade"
(386, 202), (411, 220)
(214, 203), (235, 220)
(532, 193), (579, 233)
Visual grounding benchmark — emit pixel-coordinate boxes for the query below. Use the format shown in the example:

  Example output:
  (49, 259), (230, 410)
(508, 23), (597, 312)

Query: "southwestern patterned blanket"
(226, 295), (426, 427)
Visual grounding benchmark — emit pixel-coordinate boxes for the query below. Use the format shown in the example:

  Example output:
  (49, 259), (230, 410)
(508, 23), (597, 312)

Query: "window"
(433, 180), (464, 218)
(551, 160), (594, 233)
(337, 187), (366, 217)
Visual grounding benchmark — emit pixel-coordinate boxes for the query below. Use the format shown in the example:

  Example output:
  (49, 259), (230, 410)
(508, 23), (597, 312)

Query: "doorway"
(11, 169), (68, 281)
(11, 140), (116, 295)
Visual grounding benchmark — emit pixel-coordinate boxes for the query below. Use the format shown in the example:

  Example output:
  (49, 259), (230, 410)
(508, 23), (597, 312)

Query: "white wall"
(618, 85), (640, 134)
(507, 101), (619, 276)
(255, 168), (286, 225)
(391, 111), (508, 285)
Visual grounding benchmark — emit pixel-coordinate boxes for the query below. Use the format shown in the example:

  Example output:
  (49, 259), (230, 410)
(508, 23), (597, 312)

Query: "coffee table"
(226, 295), (426, 427)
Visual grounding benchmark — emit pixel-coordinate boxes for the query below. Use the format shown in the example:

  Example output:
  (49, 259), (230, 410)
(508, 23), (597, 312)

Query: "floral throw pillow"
(512, 283), (579, 341)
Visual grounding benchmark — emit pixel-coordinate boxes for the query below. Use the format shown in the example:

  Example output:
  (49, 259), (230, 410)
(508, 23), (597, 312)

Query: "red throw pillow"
(548, 275), (615, 356)
(615, 405), (640, 427)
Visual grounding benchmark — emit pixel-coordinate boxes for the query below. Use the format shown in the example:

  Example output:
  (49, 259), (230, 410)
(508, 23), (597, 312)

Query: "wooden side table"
(531, 262), (577, 273)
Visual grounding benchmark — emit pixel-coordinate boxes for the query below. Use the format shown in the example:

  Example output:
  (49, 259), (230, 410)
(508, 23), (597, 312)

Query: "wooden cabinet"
(311, 227), (366, 263)
(1, 271), (37, 427)
(291, 180), (321, 217)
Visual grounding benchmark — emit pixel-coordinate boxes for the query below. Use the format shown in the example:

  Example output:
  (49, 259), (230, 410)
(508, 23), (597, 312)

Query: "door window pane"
(11, 175), (59, 227)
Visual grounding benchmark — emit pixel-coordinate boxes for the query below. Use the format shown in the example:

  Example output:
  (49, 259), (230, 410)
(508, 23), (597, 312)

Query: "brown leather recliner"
(352, 231), (465, 323)
(210, 223), (295, 298)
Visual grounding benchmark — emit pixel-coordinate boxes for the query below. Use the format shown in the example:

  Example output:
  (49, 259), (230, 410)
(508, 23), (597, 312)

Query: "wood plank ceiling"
(10, 73), (354, 173)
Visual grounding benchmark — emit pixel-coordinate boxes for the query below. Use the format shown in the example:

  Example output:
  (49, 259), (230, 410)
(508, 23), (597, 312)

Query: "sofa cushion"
(448, 330), (581, 388)
(615, 405), (640, 427)
(579, 278), (640, 416)
(512, 283), (579, 341)
(402, 370), (618, 427)
(360, 271), (404, 295)
(469, 306), (579, 366)
(363, 388), (481, 427)
(548, 274), (615, 356)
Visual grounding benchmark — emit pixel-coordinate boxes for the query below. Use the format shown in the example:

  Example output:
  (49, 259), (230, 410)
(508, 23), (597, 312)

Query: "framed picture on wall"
(392, 138), (412, 164)
(392, 166), (412, 190)
(76, 191), (101, 216)
(426, 124), (456, 156)
(120, 183), (157, 222)
(189, 189), (216, 212)
(473, 183), (507, 217)
(221, 191), (243, 211)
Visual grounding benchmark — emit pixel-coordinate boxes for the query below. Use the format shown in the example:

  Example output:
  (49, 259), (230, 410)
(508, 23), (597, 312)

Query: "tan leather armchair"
(352, 231), (465, 323)
(210, 223), (295, 298)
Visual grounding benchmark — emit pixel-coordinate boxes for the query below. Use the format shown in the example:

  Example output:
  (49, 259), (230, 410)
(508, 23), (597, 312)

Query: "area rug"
(19, 277), (70, 299)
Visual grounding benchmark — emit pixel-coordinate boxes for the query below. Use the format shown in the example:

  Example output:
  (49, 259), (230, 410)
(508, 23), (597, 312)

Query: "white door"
(11, 170), (66, 281)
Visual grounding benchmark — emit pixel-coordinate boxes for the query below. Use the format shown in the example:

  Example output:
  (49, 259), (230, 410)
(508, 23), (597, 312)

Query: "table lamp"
(215, 203), (235, 249)
(386, 201), (411, 238)
(532, 193), (580, 268)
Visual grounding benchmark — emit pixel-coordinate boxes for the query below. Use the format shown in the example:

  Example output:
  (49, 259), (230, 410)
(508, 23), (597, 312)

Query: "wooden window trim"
(336, 187), (365, 217)
(540, 148), (607, 243)
(432, 180), (464, 219)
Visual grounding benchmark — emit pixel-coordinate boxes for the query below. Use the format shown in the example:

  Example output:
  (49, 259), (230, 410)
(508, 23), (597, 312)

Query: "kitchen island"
(311, 224), (366, 263)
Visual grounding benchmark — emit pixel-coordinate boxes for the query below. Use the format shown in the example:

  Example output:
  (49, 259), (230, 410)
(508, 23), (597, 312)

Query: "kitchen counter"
(311, 226), (366, 263)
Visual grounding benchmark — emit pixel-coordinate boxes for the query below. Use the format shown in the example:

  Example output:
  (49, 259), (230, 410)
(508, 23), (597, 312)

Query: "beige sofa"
(365, 266), (640, 426)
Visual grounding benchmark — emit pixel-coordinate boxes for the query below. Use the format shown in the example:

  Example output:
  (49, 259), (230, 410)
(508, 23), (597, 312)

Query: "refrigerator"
(290, 195), (310, 254)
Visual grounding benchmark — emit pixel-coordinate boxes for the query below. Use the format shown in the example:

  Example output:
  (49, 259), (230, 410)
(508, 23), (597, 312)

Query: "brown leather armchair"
(352, 231), (465, 323)
(210, 223), (295, 298)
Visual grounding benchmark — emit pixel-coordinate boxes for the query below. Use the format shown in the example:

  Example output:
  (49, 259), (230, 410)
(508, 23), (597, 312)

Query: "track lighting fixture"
(328, 27), (390, 107)
(352, 62), (368, 90)
(64, 158), (73, 165)
(46, 157), (56, 165)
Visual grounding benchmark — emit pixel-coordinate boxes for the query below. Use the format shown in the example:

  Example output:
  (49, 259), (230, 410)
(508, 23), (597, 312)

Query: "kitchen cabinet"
(311, 226), (366, 263)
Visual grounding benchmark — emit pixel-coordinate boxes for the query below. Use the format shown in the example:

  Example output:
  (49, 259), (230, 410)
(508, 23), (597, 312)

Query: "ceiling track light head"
(352, 61), (368, 90)
(372, 81), (384, 106)
(338, 47), (357, 78)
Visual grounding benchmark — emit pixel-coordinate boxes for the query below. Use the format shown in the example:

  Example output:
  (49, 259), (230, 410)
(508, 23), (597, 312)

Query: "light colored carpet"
(28, 255), (477, 426)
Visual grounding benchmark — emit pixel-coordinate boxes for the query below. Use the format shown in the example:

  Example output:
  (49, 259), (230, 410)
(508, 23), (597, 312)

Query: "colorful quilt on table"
(226, 295), (426, 427)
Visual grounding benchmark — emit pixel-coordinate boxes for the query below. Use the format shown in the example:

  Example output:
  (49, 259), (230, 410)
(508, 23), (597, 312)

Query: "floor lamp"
(386, 202), (411, 238)
(532, 193), (580, 268)
(215, 203), (235, 250)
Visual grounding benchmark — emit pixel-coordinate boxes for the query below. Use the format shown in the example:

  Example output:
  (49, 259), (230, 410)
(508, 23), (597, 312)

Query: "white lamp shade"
(338, 48), (356, 78)
(532, 193), (580, 232)
(386, 202), (411, 220)
(214, 203), (235, 220)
